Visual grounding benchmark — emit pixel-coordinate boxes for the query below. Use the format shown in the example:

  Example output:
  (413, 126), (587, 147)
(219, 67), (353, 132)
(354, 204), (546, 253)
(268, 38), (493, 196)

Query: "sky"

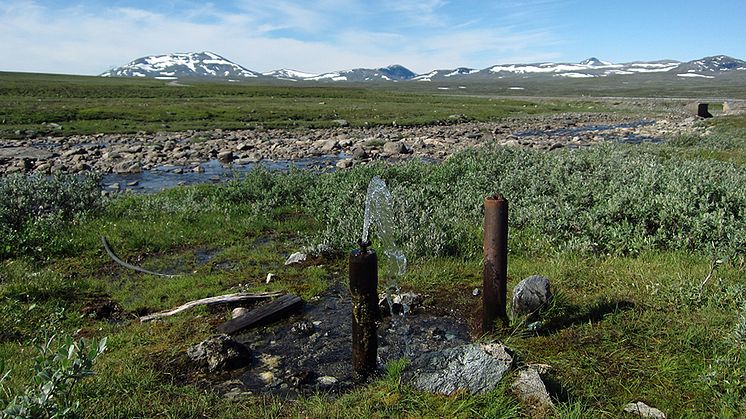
(1, 0), (744, 76)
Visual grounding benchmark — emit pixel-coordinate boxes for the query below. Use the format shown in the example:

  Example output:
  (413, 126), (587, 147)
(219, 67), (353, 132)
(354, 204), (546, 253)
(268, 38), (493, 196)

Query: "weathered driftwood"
(102, 236), (180, 278)
(139, 291), (284, 322)
(217, 294), (303, 334)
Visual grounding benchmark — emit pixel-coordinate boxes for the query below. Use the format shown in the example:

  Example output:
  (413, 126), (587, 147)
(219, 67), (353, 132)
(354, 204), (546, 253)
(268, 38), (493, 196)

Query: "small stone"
(193, 165), (204, 173)
(352, 147), (368, 159)
(623, 401), (667, 419)
(317, 376), (338, 386)
(265, 273), (276, 284)
(472, 288), (480, 297)
(285, 252), (307, 265)
(333, 119), (349, 127)
(231, 307), (248, 319)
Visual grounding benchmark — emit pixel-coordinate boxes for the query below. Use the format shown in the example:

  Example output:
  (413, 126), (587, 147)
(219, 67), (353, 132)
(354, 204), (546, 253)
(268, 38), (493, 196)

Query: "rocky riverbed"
(0, 113), (705, 181)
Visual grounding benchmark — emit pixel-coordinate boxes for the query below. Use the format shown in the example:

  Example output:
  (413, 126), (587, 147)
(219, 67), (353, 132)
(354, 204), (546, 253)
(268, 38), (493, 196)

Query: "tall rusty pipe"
(483, 195), (509, 333)
(349, 240), (379, 380)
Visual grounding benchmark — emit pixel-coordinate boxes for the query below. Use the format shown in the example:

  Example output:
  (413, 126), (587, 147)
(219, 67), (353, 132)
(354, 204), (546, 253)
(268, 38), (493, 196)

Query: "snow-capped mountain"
(675, 55), (746, 73)
(261, 69), (317, 81)
(101, 52), (746, 83)
(309, 65), (416, 82)
(101, 52), (260, 79)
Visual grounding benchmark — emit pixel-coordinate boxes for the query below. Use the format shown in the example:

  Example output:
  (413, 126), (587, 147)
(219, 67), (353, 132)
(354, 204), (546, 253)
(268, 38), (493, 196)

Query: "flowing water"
(361, 176), (408, 316)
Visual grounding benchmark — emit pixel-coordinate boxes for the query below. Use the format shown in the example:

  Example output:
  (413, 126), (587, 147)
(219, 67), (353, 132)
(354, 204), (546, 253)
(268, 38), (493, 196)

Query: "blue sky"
(1, 0), (744, 75)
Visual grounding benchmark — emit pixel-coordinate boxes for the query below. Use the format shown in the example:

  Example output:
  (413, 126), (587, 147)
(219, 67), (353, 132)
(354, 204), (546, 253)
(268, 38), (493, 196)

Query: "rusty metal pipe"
(483, 195), (509, 333)
(349, 241), (379, 380)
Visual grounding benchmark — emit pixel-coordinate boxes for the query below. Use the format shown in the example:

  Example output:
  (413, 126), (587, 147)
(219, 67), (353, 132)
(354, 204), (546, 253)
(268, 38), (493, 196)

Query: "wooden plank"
(217, 294), (303, 334)
(139, 291), (284, 322)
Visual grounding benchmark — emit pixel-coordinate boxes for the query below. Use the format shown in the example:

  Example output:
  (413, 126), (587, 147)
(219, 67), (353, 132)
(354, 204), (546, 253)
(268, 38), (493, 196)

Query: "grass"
(0, 72), (592, 138)
(2, 90), (746, 416)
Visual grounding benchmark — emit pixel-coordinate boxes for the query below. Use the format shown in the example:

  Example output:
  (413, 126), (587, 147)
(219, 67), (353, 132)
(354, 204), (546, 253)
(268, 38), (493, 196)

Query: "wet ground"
(209, 283), (472, 398)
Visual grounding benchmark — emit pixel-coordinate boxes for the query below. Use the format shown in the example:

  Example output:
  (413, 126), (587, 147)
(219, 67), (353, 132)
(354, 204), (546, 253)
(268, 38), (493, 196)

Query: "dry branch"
(139, 291), (284, 322)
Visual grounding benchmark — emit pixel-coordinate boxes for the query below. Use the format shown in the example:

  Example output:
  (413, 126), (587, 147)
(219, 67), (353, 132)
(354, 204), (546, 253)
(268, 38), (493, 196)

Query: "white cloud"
(0, 0), (564, 75)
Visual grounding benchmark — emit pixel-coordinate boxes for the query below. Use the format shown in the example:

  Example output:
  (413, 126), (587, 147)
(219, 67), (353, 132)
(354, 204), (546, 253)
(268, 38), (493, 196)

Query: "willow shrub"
(0, 173), (101, 259)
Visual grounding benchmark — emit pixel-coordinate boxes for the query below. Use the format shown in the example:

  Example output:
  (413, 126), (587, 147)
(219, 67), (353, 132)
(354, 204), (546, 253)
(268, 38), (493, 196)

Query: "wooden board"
(217, 294), (303, 334)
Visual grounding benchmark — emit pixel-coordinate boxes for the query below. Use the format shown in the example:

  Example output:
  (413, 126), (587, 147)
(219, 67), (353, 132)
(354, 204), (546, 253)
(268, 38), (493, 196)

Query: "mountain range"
(101, 52), (746, 83)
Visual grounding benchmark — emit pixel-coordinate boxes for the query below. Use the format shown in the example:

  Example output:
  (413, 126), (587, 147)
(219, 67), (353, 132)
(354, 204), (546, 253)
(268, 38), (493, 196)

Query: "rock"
(320, 140), (338, 152)
(511, 275), (552, 318)
(187, 335), (251, 372)
(265, 273), (276, 284)
(317, 376), (338, 386)
(336, 158), (353, 169)
(352, 147), (368, 159)
(405, 342), (513, 395)
(217, 150), (234, 163)
(113, 160), (141, 174)
(472, 288), (480, 297)
(231, 307), (248, 319)
(333, 119), (349, 127)
(623, 401), (667, 419)
(383, 141), (406, 155)
(285, 252), (307, 265)
(511, 366), (554, 412)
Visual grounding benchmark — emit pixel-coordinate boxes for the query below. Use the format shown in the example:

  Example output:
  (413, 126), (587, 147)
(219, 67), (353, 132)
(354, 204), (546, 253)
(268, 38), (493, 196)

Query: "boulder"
(217, 150), (234, 163)
(383, 141), (406, 155)
(379, 291), (423, 316)
(187, 335), (251, 372)
(336, 158), (353, 169)
(113, 161), (141, 174)
(511, 275), (552, 318)
(405, 342), (513, 395)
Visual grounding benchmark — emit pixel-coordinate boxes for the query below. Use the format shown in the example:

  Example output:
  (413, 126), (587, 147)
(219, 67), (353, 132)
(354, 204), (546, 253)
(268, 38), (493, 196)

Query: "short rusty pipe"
(349, 240), (379, 380)
(483, 194), (509, 333)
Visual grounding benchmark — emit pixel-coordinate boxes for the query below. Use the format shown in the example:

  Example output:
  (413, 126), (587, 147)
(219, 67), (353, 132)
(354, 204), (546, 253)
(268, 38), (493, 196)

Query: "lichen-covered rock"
(405, 342), (513, 395)
(512, 365), (554, 412)
(623, 401), (667, 418)
(511, 275), (552, 318)
(187, 335), (251, 372)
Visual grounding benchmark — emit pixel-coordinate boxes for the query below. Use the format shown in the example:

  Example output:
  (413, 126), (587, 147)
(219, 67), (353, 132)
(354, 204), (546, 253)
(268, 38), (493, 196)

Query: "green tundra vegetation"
(1, 74), (746, 417)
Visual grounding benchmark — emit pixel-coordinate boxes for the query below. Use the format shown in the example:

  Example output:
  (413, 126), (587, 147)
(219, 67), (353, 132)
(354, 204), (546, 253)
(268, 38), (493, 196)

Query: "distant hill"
(101, 51), (260, 79)
(101, 52), (746, 83)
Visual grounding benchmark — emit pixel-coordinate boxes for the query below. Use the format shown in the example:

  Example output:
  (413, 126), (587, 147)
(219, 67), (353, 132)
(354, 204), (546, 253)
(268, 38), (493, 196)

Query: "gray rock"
(383, 141), (406, 155)
(113, 160), (141, 174)
(217, 150), (234, 163)
(623, 401), (667, 419)
(511, 366), (554, 411)
(285, 252), (307, 265)
(511, 275), (552, 318)
(352, 147), (368, 159)
(187, 335), (251, 372)
(405, 342), (513, 395)
(320, 140), (338, 152)
(317, 376), (338, 386)
(336, 158), (353, 169)
(333, 119), (349, 127)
